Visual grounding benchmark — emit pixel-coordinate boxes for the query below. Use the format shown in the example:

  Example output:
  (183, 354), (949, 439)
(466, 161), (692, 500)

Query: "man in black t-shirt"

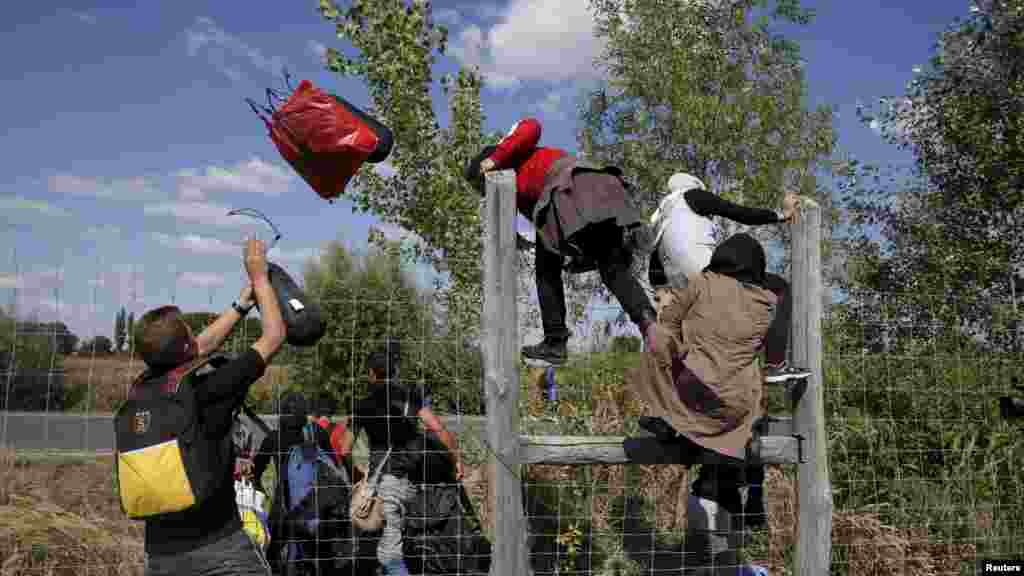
(133, 239), (287, 576)
(336, 350), (464, 576)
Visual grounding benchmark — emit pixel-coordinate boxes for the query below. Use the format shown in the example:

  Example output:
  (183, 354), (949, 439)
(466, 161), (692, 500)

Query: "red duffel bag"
(248, 79), (387, 202)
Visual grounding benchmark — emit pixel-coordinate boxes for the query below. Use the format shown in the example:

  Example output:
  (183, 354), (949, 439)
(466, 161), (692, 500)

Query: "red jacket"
(486, 118), (566, 218)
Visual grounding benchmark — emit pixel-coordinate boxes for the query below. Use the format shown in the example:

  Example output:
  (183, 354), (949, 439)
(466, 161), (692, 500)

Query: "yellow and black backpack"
(114, 355), (230, 519)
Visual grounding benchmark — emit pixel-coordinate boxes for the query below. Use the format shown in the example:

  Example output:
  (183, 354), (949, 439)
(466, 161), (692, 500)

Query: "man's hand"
(455, 460), (465, 481)
(781, 193), (802, 225)
(480, 158), (496, 173)
(238, 284), (255, 310)
(244, 239), (269, 283)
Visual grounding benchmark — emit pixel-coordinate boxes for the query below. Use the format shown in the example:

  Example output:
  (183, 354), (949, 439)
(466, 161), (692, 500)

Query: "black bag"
(404, 482), (492, 576)
(114, 356), (229, 518)
(267, 261), (326, 347)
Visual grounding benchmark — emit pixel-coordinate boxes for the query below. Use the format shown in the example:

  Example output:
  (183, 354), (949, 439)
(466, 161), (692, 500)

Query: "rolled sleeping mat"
(331, 94), (393, 164)
(266, 261), (325, 347)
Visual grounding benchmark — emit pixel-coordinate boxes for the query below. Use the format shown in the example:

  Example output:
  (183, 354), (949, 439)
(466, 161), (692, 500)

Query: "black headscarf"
(277, 391), (309, 433)
(703, 232), (767, 288)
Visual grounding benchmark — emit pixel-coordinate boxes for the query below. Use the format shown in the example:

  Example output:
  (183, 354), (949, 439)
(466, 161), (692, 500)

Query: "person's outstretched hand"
(244, 239), (269, 283)
(238, 284), (255, 310)
(782, 193), (802, 225)
(480, 158), (496, 173)
(455, 460), (465, 482)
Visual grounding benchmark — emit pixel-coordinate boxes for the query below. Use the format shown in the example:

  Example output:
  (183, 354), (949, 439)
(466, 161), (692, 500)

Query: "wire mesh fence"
(0, 232), (495, 575)
(3, 192), (1024, 576)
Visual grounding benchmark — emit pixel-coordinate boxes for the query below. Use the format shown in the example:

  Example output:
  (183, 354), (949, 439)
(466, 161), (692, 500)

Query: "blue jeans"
(146, 528), (270, 576)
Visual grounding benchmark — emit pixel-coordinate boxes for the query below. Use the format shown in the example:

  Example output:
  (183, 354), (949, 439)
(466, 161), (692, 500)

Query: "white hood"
(637, 173), (708, 252)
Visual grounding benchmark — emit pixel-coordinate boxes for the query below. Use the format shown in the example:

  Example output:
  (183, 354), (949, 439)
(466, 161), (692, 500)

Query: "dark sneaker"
(764, 361), (812, 383)
(638, 416), (681, 443)
(522, 339), (568, 365)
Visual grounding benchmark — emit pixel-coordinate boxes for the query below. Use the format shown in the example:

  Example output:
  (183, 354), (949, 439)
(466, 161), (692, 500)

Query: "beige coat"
(632, 271), (776, 460)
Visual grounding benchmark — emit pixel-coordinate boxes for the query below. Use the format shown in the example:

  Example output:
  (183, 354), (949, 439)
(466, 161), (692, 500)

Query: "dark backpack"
(113, 355), (229, 519)
(404, 482), (492, 576)
(275, 422), (353, 576)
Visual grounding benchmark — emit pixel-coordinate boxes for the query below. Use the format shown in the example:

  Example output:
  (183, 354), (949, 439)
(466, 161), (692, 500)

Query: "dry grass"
(0, 446), (144, 575)
(522, 366), (983, 575)
(63, 356), (292, 413)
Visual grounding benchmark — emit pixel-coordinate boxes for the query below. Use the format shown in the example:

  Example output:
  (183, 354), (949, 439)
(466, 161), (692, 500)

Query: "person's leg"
(377, 474), (416, 576)
(762, 273), (811, 383)
(524, 238), (571, 364)
(742, 463), (767, 529)
(580, 220), (657, 333)
(685, 462), (744, 574)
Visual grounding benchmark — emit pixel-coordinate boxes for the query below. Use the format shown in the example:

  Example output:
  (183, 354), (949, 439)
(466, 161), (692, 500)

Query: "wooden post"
(482, 170), (528, 576)
(789, 198), (833, 574)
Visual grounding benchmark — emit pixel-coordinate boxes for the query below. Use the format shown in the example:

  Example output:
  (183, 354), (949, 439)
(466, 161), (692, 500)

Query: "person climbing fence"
(465, 117), (657, 366)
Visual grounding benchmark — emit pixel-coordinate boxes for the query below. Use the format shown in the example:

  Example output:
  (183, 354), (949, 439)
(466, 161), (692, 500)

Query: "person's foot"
(522, 338), (568, 365)
(764, 361), (812, 383)
(638, 416), (681, 443)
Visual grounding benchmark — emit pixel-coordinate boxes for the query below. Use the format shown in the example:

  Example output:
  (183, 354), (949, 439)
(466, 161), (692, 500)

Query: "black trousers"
(535, 219), (655, 341)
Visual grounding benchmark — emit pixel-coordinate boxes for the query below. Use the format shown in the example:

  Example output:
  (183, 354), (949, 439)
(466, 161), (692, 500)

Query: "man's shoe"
(522, 339), (568, 365)
(764, 361), (812, 383)
(638, 416), (681, 443)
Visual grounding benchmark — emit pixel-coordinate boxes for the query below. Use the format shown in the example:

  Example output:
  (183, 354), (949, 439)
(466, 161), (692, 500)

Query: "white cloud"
(71, 11), (97, 24)
(374, 223), (428, 250)
(534, 91), (565, 119)
(48, 173), (161, 201)
(275, 246), (327, 265)
(0, 195), (71, 218)
(185, 16), (287, 82)
(180, 271), (227, 288)
(176, 157), (294, 198)
(153, 232), (239, 257)
(144, 201), (241, 228)
(0, 267), (63, 291)
(307, 40), (328, 66)
(448, 0), (604, 91)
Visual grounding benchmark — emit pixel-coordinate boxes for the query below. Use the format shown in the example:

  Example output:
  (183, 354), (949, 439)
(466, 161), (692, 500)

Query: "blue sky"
(0, 1), (972, 343)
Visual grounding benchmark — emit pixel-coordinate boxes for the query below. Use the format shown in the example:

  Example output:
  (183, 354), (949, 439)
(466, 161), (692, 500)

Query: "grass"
(15, 349), (1024, 575)
(0, 446), (144, 575)
(62, 355), (293, 413)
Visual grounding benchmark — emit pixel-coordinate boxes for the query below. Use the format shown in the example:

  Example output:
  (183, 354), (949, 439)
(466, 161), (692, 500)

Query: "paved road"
(0, 412), (491, 452)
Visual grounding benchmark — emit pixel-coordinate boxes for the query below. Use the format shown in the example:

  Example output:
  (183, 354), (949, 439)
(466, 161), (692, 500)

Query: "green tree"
(847, 1), (1024, 350)
(126, 312), (134, 354)
(317, 0), (494, 339)
(292, 240), (483, 414)
(114, 307), (126, 353)
(580, 0), (836, 238)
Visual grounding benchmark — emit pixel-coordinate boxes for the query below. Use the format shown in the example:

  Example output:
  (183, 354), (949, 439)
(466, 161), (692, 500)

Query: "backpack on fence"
(276, 422), (352, 575)
(114, 355), (230, 519)
(247, 75), (393, 203)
